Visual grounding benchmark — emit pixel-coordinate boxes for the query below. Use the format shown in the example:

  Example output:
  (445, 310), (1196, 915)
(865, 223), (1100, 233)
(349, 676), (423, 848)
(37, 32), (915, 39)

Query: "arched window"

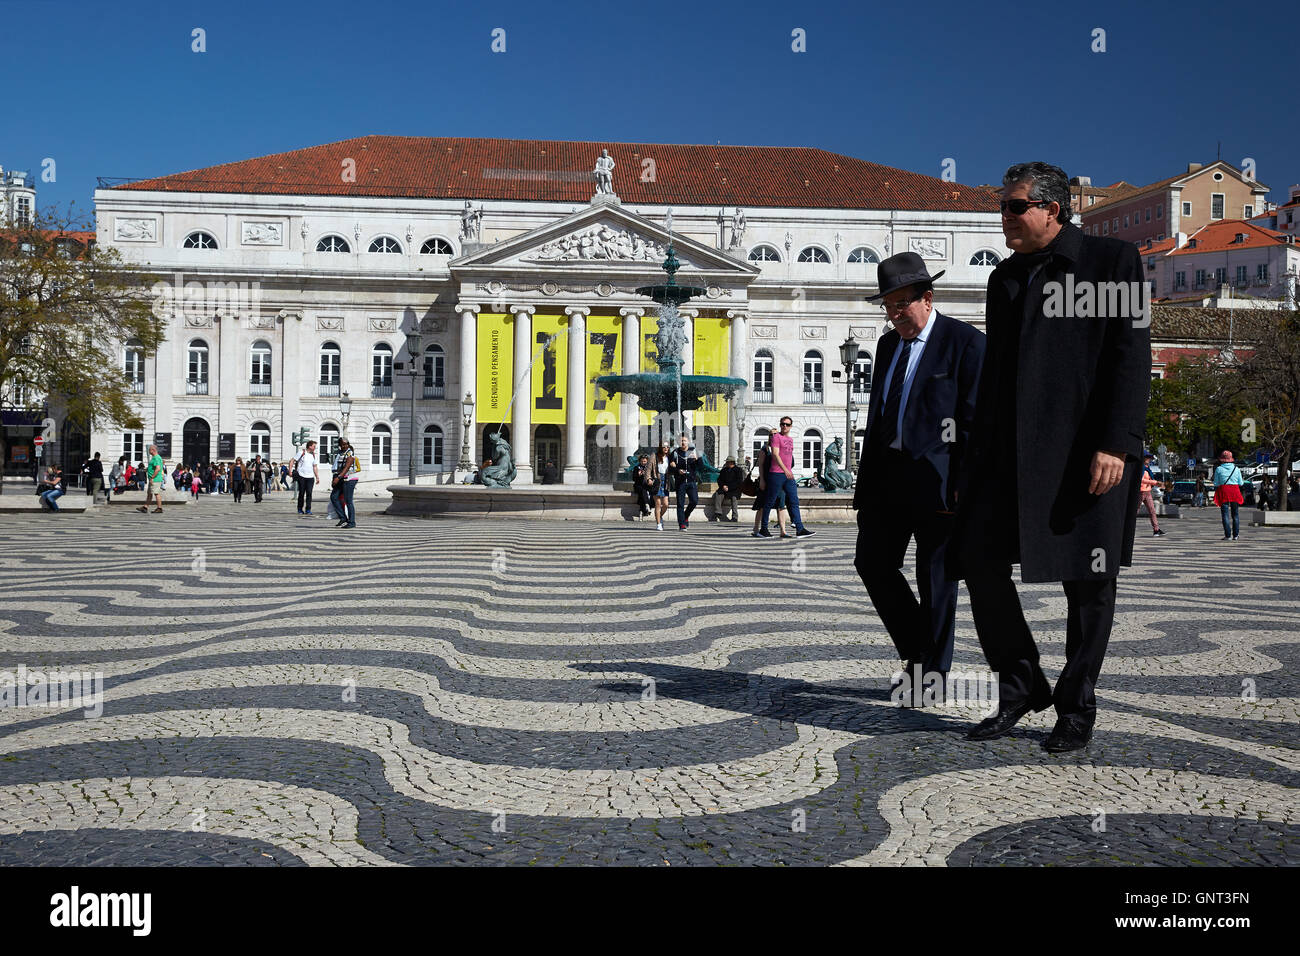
(319, 342), (341, 397)
(970, 250), (1001, 266)
(802, 428), (823, 472)
(249, 340), (271, 395)
(371, 423), (393, 467)
(318, 423), (341, 459)
(423, 344), (445, 398)
(752, 427), (771, 464)
(747, 244), (781, 262)
(848, 247), (880, 264)
(802, 351), (823, 404)
(420, 237), (454, 255)
(423, 424), (444, 467)
(124, 338), (145, 393)
(798, 246), (830, 263)
(371, 343), (393, 397)
(187, 339), (209, 394)
(54, 237), (82, 258)
(752, 349), (774, 403)
(250, 421), (271, 459)
(852, 353), (873, 398)
(853, 428), (866, 466)
(368, 236), (402, 254)
(316, 235), (350, 253)
(183, 231), (218, 250)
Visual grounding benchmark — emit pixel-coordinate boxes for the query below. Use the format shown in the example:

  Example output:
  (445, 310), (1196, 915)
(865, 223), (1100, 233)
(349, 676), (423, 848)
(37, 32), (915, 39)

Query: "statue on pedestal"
(820, 437), (853, 492)
(593, 149), (617, 199)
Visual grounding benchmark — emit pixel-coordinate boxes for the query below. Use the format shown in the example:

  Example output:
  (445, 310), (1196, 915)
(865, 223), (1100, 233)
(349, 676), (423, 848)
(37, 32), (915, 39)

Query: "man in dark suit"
(952, 161), (1150, 753)
(853, 252), (985, 707)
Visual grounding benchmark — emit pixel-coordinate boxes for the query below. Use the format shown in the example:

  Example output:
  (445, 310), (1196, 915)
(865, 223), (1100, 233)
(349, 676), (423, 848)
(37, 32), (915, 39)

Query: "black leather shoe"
(1043, 716), (1093, 753)
(965, 691), (1051, 741)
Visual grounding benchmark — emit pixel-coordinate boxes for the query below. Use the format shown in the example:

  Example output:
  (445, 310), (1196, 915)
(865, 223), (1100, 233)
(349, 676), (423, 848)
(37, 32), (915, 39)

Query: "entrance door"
(585, 425), (615, 484)
(60, 417), (90, 484)
(182, 417), (211, 467)
(534, 424), (560, 482)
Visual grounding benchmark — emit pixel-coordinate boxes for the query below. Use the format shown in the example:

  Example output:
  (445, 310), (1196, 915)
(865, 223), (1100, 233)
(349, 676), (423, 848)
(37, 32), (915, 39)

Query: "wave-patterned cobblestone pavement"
(1, 502), (1296, 866)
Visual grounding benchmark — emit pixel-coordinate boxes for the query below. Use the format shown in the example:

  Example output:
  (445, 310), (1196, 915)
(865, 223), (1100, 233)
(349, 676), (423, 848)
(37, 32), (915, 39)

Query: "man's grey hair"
(1003, 161), (1071, 225)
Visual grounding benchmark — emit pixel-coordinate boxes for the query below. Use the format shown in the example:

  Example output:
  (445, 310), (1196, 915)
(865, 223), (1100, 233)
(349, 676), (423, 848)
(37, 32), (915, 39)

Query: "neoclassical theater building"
(92, 136), (1004, 483)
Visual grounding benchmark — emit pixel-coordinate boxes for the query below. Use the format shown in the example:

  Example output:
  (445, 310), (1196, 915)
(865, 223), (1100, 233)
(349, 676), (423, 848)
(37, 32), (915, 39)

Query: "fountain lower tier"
(594, 373), (747, 413)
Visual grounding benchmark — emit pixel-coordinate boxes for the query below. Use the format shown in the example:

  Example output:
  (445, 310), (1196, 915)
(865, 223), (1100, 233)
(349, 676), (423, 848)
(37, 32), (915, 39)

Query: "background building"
(91, 135), (1006, 483)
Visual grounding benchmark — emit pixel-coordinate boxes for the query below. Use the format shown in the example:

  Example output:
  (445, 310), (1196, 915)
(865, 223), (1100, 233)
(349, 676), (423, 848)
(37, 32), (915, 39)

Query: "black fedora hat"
(867, 251), (946, 301)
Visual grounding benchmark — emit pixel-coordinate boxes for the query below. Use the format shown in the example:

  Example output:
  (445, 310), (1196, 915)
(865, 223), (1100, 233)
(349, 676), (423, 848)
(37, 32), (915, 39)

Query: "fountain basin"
(594, 373), (747, 413)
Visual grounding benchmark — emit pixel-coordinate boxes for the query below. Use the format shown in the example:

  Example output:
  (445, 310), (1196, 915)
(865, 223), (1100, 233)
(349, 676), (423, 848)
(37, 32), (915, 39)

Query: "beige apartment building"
(1082, 161), (1270, 245)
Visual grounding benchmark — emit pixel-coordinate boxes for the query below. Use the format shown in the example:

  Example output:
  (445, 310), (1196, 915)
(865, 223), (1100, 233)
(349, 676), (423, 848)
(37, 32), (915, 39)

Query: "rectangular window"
(1257, 264), (1269, 283)
(123, 432), (145, 463)
(1244, 205), (1254, 219)
(1156, 204), (1163, 219)
(1215, 267), (1228, 286)
(1236, 265), (1248, 286)
(371, 433), (392, 466)
(1194, 269), (1207, 288)
(1102, 221), (1109, 236)
(1175, 271), (1186, 290)
(1145, 207), (1151, 222)
(1183, 202), (1192, 217)
(1211, 193), (1225, 220)
(15, 196), (31, 224)
(423, 431), (443, 467)
(1113, 217), (1120, 232)
(1123, 214), (1130, 229)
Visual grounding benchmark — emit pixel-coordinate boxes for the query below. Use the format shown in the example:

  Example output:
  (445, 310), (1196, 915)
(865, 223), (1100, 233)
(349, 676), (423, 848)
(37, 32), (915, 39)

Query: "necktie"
(876, 338), (912, 450)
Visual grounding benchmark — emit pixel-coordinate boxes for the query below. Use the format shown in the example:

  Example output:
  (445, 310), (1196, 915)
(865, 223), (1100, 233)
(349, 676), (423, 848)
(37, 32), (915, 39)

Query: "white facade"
(92, 170), (1006, 482)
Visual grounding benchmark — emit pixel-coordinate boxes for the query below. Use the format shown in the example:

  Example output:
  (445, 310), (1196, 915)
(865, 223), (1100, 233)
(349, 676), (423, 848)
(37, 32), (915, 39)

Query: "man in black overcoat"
(853, 253), (985, 706)
(952, 161), (1150, 752)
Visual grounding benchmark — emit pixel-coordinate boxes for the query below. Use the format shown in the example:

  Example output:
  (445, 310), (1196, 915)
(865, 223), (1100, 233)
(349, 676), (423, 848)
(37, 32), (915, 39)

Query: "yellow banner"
(693, 315), (731, 427)
(586, 314), (623, 426)
(531, 314), (567, 426)
(638, 315), (659, 427)
(476, 313), (514, 422)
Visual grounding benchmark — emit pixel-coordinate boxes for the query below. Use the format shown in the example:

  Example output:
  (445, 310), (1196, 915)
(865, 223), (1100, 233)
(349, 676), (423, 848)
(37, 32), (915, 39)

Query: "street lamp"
(339, 391), (352, 439)
(848, 404), (860, 476)
(404, 329), (423, 485)
(458, 392), (475, 473)
(839, 335), (860, 475)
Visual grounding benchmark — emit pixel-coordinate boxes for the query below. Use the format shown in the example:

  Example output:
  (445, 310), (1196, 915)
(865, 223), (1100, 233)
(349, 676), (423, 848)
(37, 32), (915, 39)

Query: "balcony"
(249, 381), (271, 396)
(371, 384), (394, 399)
(803, 390), (824, 405)
(318, 382), (340, 397)
(1254, 275), (1270, 286)
(186, 380), (209, 395)
(130, 380), (145, 394)
(752, 391), (774, 404)
(423, 383), (446, 399)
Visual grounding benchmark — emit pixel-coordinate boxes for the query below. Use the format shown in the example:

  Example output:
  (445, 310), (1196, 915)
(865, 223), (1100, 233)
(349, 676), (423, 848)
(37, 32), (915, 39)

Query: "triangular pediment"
(450, 202), (759, 279)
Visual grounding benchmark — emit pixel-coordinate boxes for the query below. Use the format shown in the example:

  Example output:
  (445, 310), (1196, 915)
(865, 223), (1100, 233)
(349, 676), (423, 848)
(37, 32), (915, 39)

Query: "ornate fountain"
(594, 223), (746, 478)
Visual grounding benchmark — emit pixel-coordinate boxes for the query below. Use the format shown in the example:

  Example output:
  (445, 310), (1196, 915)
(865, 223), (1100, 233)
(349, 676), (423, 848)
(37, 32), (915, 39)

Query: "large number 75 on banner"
(585, 314), (622, 425)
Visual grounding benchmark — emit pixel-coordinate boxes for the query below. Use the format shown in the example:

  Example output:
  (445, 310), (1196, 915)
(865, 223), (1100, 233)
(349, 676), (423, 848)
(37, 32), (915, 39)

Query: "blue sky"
(16, 0), (1297, 216)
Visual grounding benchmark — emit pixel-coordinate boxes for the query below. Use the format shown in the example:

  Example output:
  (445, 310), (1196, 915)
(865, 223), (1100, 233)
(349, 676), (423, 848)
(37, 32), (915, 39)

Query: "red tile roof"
(1137, 236), (1178, 256)
(1168, 219), (1289, 256)
(111, 135), (1000, 213)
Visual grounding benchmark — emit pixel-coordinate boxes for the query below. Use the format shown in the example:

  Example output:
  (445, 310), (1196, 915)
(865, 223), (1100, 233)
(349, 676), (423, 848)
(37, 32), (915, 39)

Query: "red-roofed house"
(1145, 220), (1299, 305)
(92, 135), (1008, 483)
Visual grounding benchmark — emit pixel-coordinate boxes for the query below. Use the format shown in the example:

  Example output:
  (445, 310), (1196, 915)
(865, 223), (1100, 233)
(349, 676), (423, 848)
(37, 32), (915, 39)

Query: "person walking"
(751, 443), (789, 537)
(1213, 450), (1244, 541)
(331, 438), (360, 528)
(1139, 453), (1165, 536)
(250, 456), (266, 503)
(86, 452), (105, 504)
(136, 445), (166, 514)
(190, 467), (202, 500)
(295, 441), (320, 515)
(952, 161), (1150, 754)
(231, 459), (245, 504)
(756, 417), (815, 538)
(652, 442), (671, 531)
(714, 456), (745, 522)
(853, 251), (985, 706)
(632, 453), (658, 517)
(1194, 475), (1207, 508)
(668, 434), (700, 530)
(279, 460), (291, 490)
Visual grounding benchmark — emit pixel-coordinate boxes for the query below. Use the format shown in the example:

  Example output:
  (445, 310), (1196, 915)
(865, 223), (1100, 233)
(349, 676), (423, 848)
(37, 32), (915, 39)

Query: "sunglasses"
(1000, 198), (1052, 216)
(882, 293), (923, 313)
(780, 421), (793, 428)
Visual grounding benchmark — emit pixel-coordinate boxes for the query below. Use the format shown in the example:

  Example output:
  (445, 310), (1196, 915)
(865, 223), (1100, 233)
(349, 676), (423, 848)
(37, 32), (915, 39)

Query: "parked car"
(1167, 480), (1196, 506)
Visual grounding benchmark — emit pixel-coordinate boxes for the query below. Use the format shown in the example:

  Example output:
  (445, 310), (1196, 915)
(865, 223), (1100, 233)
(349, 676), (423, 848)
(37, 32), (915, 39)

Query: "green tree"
(1146, 356), (1259, 469)
(1236, 308), (1300, 510)
(0, 207), (163, 493)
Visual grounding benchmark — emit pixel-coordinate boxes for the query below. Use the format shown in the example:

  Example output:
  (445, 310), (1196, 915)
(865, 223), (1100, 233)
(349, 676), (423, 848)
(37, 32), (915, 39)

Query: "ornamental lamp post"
(848, 404), (861, 476)
(459, 392), (475, 473)
(839, 335), (860, 475)
(404, 330), (423, 485)
(338, 391), (353, 441)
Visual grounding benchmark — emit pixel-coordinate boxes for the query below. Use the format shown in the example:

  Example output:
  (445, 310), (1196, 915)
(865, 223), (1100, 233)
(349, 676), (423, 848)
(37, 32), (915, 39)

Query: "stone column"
(217, 312), (237, 454)
(510, 305), (535, 485)
(456, 303), (479, 477)
(619, 307), (642, 466)
(279, 310), (303, 460)
(727, 309), (748, 463)
(563, 306), (589, 484)
(680, 308), (697, 440)
(154, 306), (176, 460)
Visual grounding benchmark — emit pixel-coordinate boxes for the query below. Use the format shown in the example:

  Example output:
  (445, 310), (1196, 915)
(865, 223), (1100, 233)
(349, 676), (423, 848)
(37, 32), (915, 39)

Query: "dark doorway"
(534, 424), (560, 482)
(60, 417), (90, 485)
(182, 417), (211, 467)
(585, 425), (615, 485)
(480, 424), (510, 466)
